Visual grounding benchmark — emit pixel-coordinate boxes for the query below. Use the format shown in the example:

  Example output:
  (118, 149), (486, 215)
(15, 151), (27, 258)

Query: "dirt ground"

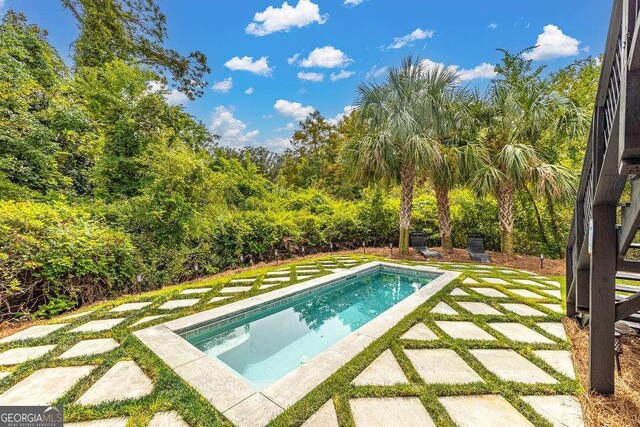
(564, 319), (640, 427)
(370, 246), (565, 276)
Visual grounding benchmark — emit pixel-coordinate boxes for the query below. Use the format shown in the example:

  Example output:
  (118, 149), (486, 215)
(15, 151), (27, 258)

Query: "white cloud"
(488, 22), (497, 30)
(147, 81), (189, 106)
(420, 59), (497, 82)
(329, 105), (356, 125)
(344, 0), (364, 5)
(330, 70), (355, 81)
(388, 28), (434, 49)
(365, 65), (388, 80)
(287, 53), (300, 65)
(522, 24), (580, 61)
(246, 0), (328, 36)
(245, 87), (254, 95)
(457, 63), (497, 82)
(299, 46), (351, 68)
(225, 56), (273, 76)
(212, 77), (233, 93)
(277, 122), (295, 131)
(264, 137), (292, 152)
(209, 106), (259, 148)
(297, 71), (324, 82)
(274, 99), (315, 121)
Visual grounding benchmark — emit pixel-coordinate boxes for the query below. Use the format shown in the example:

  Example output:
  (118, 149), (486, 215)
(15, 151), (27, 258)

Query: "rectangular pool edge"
(133, 262), (459, 427)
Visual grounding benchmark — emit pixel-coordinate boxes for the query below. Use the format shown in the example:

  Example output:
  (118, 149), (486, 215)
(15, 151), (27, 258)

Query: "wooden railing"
(566, 0), (640, 395)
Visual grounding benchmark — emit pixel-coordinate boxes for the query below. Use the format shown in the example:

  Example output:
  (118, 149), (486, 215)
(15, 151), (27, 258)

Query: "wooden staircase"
(566, 0), (640, 395)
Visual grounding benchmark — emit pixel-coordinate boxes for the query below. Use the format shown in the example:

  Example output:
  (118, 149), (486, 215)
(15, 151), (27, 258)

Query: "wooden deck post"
(589, 204), (617, 395)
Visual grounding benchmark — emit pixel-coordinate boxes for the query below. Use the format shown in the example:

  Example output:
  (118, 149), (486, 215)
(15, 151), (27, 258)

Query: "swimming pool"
(187, 269), (436, 390)
(134, 261), (458, 426)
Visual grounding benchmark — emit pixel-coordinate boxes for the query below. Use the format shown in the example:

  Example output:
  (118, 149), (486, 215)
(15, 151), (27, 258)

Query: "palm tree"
(344, 57), (457, 255)
(461, 79), (583, 255)
(422, 88), (472, 252)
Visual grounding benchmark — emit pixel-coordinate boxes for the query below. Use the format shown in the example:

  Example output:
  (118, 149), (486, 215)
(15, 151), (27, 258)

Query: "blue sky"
(3, 0), (611, 151)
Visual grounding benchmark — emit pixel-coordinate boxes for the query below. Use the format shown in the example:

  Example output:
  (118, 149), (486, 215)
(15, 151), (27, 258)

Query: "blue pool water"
(187, 269), (436, 390)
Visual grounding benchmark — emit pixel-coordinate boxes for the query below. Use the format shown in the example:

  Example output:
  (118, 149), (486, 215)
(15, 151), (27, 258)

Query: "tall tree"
(344, 57), (456, 254)
(422, 88), (471, 251)
(62, 0), (210, 98)
(462, 50), (585, 254)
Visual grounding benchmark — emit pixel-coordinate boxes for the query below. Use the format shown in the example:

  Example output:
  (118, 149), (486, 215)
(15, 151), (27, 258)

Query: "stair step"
(616, 271), (640, 281)
(630, 242), (640, 249)
(615, 284), (640, 293)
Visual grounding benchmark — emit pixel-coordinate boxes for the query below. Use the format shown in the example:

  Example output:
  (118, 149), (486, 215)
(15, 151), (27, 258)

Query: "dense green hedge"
(0, 186), (566, 321)
(0, 201), (137, 320)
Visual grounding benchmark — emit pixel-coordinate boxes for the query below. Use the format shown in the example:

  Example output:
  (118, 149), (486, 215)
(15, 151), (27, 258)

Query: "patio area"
(0, 255), (581, 426)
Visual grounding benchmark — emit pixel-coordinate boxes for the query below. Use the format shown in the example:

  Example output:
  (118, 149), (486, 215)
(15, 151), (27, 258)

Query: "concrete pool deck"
(134, 262), (459, 426)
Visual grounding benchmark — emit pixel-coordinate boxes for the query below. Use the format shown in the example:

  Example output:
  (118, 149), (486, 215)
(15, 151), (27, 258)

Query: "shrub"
(0, 201), (137, 321)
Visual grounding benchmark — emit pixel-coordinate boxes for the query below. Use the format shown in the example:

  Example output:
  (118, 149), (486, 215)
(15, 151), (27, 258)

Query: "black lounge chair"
(410, 232), (442, 259)
(467, 234), (491, 263)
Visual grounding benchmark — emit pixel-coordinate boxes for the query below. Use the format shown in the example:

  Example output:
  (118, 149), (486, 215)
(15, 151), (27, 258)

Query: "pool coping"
(133, 261), (459, 427)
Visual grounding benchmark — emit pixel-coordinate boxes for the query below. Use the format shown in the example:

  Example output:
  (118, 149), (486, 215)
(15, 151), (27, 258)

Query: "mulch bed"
(565, 318), (640, 427)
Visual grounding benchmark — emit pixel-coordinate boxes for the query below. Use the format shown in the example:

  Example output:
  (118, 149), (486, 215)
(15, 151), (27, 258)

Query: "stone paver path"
(534, 350), (576, 378)
(541, 303), (563, 313)
(510, 289), (545, 299)
(70, 319), (125, 333)
(450, 288), (469, 296)
(0, 366), (95, 405)
(470, 349), (557, 384)
(131, 315), (167, 327)
(537, 322), (567, 340)
(209, 296), (230, 303)
(0, 345), (56, 365)
(352, 350), (408, 386)
(488, 322), (555, 344)
(302, 400), (339, 427)
(59, 338), (120, 359)
(481, 277), (510, 285)
(158, 299), (200, 309)
(218, 286), (253, 294)
(439, 395), (534, 427)
(350, 397), (436, 427)
(180, 288), (212, 295)
(66, 417), (129, 427)
(430, 302), (458, 315)
(229, 278), (256, 284)
(110, 302), (152, 312)
(457, 301), (504, 316)
(0, 324), (68, 343)
(77, 361), (153, 405)
(148, 411), (189, 427)
(401, 323), (438, 341)
(499, 303), (546, 317)
(471, 287), (508, 298)
(61, 310), (95, 320)
(435, 321), (496, 341)
(522, 395), (583, 427)
(405, 349), (484, 384)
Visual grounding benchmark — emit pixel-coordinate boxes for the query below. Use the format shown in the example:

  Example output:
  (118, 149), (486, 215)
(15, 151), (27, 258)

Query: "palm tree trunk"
(434, 184), (453, 251)
(545, 191), (565, 258)
(523, 185), (549, 248)
(497, 183), (515, 255)
(399, 162), (415, 255)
